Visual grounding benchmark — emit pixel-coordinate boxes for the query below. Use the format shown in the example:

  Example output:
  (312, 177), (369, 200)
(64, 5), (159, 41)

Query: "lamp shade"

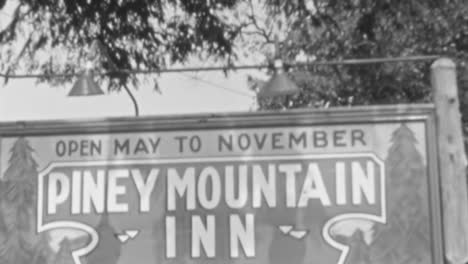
(257, 72), (300, 99)
(68, 70), (104, 96)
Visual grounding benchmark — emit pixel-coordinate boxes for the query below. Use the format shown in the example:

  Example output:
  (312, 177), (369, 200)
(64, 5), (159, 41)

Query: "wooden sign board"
(0, 105), (443, 264)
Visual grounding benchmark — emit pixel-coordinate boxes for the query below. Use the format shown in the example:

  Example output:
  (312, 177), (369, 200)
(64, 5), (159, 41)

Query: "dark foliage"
(0, 0), (241, 90)
(259, 0), (468, 119)
(2, 0), (468, 109)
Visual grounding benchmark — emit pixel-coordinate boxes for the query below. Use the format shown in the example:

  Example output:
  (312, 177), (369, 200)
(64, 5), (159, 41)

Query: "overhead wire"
(0, 55), (441, 80)
(181, 73), (255, 98)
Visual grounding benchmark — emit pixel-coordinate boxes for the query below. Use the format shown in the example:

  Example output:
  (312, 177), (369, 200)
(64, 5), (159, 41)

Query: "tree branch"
(3, 33), (32, 84)
(247, 0), (272, 43)
(0, 4), (24, 42)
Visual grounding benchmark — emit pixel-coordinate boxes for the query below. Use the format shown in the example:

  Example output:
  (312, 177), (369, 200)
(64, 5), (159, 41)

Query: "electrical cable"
(181, 73), (255, 98)
(0, 55), (441, 79)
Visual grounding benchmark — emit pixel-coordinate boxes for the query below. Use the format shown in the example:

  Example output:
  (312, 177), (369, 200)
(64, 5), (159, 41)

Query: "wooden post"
(431, 58), (468, 264)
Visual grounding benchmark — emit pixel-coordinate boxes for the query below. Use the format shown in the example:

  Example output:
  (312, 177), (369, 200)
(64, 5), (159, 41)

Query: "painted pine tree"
(346, 230), (370, 264)
(86, 213), (121, 264)
(369, 124), (431, 263)
(3, 137), (37, 216)
(0, 137), (52, 264)
(0, 180), (7, 264)
(53, 238), (75, 264)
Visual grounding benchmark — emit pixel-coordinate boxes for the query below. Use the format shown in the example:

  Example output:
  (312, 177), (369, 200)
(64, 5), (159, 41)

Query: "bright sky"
(0, 70), (259, 121)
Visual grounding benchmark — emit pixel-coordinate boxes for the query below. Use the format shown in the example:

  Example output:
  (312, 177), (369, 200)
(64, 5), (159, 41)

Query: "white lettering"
(107, 169), (128, 213)
(166, 216), (176, 258)
(352, 161), (375, 204)
(82, 170), (106, 214)
(47, 172), (70, 214)
(225, 166), (248, 208)
(192, 215), (215, 258)
(298, 163), (331, 206)
(198, 167), (221, 210)
(252, 164), (276, 208)
(132, 169), (159, 212)
(167, 167), (196, 210)
(279, 164), (301, 207)
(336, 162), (347, 205)
(230, 214), (255, 258)
(71, 170), (82, 214)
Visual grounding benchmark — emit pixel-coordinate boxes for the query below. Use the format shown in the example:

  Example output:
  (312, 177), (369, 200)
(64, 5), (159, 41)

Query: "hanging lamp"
(257, 59), (300, 99)
(68, 69), (104, 96)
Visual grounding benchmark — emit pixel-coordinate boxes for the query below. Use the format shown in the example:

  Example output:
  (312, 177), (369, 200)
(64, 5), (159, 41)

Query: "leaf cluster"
(0, 0), (241, 90)
(259, 0), (468, 114)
